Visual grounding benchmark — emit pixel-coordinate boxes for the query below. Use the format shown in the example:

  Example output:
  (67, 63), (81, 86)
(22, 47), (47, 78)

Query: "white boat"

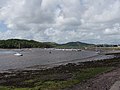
(14, 53), (23, 56)
(14, 43), (23, 56)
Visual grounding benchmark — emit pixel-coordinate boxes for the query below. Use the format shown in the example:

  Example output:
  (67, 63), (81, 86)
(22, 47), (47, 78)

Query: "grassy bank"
(0, 67), (112, 90)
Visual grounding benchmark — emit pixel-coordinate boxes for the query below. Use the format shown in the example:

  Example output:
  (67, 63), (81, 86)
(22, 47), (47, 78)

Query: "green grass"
(0, 86), (10, 90)
(24, 79), (35, 83)
(0, 86), (31, 90)
(0, 67), (113, 90)
(5, 67), (112, 89)
(34, 79), (79, 90)
(74, 67), (111, 81)
(33, 67), (112, 90)
(14, 88), (31, 90)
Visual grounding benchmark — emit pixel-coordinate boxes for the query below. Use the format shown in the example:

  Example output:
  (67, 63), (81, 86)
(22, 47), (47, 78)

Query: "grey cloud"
(0, 0), (120, 44)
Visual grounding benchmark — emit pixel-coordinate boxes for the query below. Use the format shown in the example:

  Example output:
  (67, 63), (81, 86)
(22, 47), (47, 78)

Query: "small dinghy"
(14, 53), (23, 56)
(14, 43), (23, 56)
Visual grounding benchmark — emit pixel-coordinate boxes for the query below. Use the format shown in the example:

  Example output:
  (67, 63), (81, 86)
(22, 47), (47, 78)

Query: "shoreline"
(0, 55), (119, 90)
(24, 54), (114, 71)
(0, 48), (117, 72)
(0, 54), (114, 73)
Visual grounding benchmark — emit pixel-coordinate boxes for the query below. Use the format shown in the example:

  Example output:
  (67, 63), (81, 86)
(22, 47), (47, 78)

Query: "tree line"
(0, 39), (54, 49)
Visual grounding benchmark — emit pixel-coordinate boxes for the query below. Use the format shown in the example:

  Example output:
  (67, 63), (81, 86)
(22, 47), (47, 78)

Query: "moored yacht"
(14, 52), (23, 56)
(14, 43), (23, 56)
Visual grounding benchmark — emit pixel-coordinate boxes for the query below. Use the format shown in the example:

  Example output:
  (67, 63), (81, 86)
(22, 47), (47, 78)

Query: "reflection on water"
(0, 50), (16, 54)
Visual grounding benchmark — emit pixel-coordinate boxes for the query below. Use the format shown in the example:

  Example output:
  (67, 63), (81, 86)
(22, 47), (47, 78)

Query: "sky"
(0, 0), (120, 44)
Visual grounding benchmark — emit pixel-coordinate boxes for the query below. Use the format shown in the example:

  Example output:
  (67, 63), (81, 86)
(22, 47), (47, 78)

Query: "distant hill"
(0, 39), (94, 49)
(56, 41), (94, 49)
(0, 39), (54, 49)
(43, 42), (59, 47)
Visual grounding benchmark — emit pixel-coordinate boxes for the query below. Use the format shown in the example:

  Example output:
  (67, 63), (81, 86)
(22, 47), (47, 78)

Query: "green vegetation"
(1, 39), (120, 49)
(0, 86), (31, 90)
(0, 67), (112, 90)
(97, 44), (118, 47)
(56, 41), (94, 49)
(0, 39), (54, 48)
(0, 86), (9, 90)
(0, 39), (93, 49)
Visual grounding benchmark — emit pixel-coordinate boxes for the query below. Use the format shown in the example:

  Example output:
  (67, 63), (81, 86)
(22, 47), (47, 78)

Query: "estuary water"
(0, 49), (16, 54)
(0, 48), (114, 71)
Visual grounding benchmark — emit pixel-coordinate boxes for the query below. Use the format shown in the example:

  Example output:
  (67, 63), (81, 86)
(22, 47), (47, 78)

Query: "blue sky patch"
(0, 21), (8, 32)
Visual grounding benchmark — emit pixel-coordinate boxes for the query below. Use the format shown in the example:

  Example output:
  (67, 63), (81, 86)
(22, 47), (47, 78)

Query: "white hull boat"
(14, 53), (23, 56)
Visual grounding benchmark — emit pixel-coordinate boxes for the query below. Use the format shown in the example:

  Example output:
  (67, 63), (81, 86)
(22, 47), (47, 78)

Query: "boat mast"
(19, 43), (21, 49)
